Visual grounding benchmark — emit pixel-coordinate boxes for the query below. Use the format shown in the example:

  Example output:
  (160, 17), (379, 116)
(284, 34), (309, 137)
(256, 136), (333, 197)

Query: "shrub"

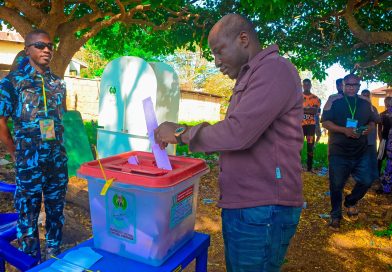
(301, 142), (328, 168)
(83, 120), (100, 146)
(374, 223), (392, 238)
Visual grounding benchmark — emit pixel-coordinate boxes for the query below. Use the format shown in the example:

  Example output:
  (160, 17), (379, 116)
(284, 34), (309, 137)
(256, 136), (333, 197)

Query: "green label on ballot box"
(106, 189), (136, 243)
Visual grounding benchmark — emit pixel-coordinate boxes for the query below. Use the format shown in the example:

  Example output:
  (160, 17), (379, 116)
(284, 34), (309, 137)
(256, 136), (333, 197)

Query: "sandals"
(329, 218), (341, 231)
(346, 206), (359, 217)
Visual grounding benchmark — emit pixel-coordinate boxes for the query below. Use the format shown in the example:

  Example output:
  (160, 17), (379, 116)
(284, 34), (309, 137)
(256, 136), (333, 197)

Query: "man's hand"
(342, 127), (360, 138)
(154, 122), (181, 149)
(0, 117), (15, 160)
(361, 127), (370, 136)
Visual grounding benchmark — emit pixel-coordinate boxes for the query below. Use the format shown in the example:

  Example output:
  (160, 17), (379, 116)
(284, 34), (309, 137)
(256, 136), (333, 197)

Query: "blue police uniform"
(0, 59), (68, 257)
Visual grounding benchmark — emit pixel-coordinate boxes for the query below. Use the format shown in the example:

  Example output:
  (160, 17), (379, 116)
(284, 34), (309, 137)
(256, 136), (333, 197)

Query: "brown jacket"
(189, 45), (304, 208)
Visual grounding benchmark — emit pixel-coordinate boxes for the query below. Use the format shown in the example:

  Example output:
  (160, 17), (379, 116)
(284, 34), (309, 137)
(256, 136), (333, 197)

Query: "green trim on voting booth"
(63, 110), (94, 176)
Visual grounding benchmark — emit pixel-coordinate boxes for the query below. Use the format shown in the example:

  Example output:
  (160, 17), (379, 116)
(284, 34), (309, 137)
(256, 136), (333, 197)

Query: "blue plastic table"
(28, 232), (210, 272)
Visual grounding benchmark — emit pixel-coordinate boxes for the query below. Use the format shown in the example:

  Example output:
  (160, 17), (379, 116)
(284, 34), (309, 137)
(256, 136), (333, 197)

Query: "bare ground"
(1, 146), (391, 271)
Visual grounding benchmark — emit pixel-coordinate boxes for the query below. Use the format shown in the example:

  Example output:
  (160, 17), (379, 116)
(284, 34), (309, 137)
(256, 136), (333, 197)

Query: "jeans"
(222, 205), (302, 272)
(366, 145), (379, 181)
(328, 153), (373, 219)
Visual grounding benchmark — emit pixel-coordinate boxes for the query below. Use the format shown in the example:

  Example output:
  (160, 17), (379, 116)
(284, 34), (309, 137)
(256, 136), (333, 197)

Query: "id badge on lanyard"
(39, 119), (56, 141)
(39, 76), (56, 141)
(346, 118), (358, 128)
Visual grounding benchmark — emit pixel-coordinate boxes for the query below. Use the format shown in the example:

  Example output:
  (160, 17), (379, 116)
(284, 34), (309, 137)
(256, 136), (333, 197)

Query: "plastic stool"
(0, 181), (16, 193)
(0, 213), (40, 271)
(0, 239), (39, 272)
(0, 213), (18, 272)
(0, 213), (17, 242)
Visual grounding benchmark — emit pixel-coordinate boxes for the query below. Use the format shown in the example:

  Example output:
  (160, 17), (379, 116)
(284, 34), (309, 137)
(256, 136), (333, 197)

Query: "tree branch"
(67, 3), (80, 19)
(6, 0), (43, 25)
(38, 1), (68, 36)
(58, 11), (108, 36)
(50, 0), (65, 17)
(116, 0), (126, 19)
(354, 51), (392, 69)
(0, 6), (33, 38)
(59, 2), (201, 36)
(344, 0), (392, 44)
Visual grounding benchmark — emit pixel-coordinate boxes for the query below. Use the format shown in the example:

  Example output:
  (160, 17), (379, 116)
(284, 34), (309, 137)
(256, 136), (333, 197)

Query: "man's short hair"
(218, 14), (258, 41)
(25, 29), (50, 46)
(336, 78), (343, 85)
(361, 89), (370, 96)
(303, 78), (311, 84)
(343, 73), (361, 82)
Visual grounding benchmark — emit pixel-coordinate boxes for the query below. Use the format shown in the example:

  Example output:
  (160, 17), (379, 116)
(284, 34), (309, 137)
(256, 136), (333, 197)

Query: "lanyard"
(344, 95), (357, 119)
(40, 76), (48, 117)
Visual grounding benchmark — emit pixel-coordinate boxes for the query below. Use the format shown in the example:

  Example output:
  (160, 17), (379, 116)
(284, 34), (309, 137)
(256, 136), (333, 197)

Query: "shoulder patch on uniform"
(323, 94), (343, 111)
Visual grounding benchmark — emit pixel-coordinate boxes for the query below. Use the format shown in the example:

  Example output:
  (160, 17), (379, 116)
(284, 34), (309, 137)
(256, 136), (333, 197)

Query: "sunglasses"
(344, 83), (360, 87)
(27, 41), (54, 51)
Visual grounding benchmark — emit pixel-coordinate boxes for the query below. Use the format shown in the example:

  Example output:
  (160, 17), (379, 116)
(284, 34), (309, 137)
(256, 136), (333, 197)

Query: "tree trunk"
(51, 47), (78, 78)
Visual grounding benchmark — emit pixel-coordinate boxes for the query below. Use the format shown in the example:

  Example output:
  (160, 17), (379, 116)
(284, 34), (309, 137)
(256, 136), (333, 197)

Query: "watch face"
(174, 126), (186, 136)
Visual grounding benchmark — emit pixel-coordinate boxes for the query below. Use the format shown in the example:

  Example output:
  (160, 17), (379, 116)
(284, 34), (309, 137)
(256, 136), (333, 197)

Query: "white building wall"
(178, 98), (221, 121)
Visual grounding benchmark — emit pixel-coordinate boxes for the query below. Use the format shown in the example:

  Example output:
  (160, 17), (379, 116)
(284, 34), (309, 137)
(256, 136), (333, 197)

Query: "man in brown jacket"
(155, 14), (303, 271)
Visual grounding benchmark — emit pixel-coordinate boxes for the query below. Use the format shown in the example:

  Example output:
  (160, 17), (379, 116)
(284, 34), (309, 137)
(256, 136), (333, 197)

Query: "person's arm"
(154, 122), (207, 149)
(62, 90), (67, 112)
(363, 121), (375, 135)
(154, 122), (192, 149)
(378, 116), (384, 140)
(322, 120), (359, 138)
(156, 60), (300, 153)
(187, 60), (299, 153)
(0, 117), (15, 160)
(372, 106), (381, 124)
(360, 102), (378, 135)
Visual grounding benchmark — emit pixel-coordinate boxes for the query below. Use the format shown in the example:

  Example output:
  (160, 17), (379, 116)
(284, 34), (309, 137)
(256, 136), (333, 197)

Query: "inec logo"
(112, 194), (127, 210)
(108, 86), (117, 95)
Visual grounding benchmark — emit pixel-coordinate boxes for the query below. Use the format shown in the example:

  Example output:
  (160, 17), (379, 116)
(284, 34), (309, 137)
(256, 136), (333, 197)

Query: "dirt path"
(1, 158), (391, 271)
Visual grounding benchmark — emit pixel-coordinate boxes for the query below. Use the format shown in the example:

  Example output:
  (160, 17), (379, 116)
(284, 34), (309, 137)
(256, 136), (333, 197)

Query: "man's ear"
(238, 31), (250, 48)
(24, 47), (30, 56)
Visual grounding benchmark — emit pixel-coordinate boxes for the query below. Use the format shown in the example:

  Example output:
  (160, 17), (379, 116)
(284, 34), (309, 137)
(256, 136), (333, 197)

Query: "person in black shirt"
(378, 97), (392, 193)
(361, 89), (380, 185)
(377, 97), (392, 175)
(321, 74), (375, 230)
(336, 78), (343, 94)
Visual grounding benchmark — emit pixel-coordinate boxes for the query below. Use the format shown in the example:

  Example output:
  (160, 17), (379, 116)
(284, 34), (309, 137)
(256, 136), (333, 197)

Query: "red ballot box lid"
(78, 151), (209, 188)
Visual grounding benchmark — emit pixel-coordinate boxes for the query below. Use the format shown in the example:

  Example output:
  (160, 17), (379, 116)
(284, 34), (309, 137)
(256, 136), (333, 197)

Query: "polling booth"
(97, 57), (180, 158)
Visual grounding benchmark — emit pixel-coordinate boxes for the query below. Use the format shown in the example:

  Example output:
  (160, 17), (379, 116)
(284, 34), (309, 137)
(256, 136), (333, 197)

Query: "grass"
(374, 223), (392, 238)
(301, 141), (329, 169)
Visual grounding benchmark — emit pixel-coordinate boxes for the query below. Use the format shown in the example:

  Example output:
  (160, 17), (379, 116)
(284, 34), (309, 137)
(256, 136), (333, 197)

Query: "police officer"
(0, 29), (68, 259)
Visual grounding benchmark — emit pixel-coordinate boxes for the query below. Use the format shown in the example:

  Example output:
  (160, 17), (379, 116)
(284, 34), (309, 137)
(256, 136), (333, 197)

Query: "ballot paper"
(142, 97), (172, 170)
(39, 247), (102, 272)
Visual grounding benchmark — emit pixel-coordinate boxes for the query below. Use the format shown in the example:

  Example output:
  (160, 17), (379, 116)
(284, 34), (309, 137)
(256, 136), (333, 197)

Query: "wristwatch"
(174, 126), (187, 145)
